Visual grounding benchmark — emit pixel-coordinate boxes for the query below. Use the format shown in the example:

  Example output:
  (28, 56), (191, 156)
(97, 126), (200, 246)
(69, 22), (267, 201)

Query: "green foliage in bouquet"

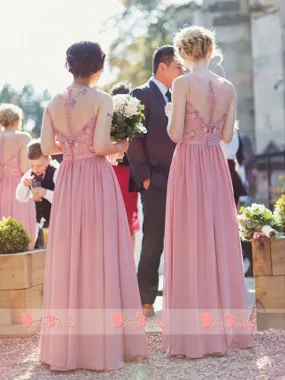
(238, 203), (281, 242)
(111, 94), (147, 141)
(0, 217), (31, 254)
(274, 195), (285, 232)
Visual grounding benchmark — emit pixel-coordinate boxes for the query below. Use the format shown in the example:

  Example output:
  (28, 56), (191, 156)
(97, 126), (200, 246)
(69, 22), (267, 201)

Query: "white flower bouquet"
(238, 203), (281, 241)
(111, 95), (147, 141)
(165, 102), (172, 118)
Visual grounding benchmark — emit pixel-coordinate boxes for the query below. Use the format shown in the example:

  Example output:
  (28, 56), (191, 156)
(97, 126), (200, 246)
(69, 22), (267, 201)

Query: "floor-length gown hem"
(162, 77), (254, 358)
(39, 88), (148, 371)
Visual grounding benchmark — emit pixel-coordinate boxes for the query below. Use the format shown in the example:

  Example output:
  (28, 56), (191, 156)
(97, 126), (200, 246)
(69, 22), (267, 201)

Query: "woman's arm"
(93, 93), (128, 156)
(167, 76), (188, 143)
(221, 87), (237, 144)
(41, 108), (62, 156)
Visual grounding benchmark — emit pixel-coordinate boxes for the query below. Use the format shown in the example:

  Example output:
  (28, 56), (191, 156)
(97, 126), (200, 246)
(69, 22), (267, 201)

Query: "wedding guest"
(39, 41), (148, 371)
(239, 130), (256, 196)
(235, 126), (254, 277)
(236, 127), (248, 191)
(110, 81), (139, 251)
(16, 140), (59, 245)
(127, 46), (183, 317)
(162, 26), (254, 359)
(0, 103), (36, 249)
(222, 129), (253, 277)
(221, 128), (247, 208)
(51, 154), (63, 163)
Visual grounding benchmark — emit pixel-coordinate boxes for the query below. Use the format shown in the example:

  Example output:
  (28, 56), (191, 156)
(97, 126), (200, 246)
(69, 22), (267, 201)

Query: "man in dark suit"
(127, 46), (183, 316)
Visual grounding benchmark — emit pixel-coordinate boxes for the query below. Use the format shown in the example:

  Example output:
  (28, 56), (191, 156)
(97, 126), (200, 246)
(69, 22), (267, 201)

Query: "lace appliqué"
(60, 88), (88, 109)
(181, 81), (227, 144)
(55, 118), (97, 158)
(0, 154), (21, 177)
(53, 89), (98, 159)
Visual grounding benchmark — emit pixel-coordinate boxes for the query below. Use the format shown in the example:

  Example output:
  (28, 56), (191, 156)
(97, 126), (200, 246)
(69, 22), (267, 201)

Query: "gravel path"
(2, 308), (285, 380)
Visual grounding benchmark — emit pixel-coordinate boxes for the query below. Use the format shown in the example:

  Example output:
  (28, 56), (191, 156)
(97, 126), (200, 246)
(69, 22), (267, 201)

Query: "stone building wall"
(250, 1), (285, 153)
(201, 0), (255, 145)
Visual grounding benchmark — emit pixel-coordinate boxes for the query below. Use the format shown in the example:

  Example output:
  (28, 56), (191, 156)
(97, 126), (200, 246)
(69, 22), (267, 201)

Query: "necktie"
(165, 89), (172, 102)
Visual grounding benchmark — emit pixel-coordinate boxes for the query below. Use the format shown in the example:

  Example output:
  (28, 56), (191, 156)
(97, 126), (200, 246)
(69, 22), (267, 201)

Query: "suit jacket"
(239, 132), (255, 168)
(236, 132), (244, 166)
(127, 79), (176, 192)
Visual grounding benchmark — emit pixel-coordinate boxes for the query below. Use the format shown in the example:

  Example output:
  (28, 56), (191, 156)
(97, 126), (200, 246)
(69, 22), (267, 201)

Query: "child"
(16, 140), (59, 234)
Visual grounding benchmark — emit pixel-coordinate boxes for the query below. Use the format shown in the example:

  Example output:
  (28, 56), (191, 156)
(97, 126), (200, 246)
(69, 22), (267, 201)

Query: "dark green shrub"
(0, 217), (31, 254)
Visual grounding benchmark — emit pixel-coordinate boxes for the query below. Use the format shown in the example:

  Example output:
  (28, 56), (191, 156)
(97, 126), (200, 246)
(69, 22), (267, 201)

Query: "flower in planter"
(273, 174), (285, 201)
(274, 195), (285, 232)
(238, 203), (281, 242)
(0, 217), (31, 254)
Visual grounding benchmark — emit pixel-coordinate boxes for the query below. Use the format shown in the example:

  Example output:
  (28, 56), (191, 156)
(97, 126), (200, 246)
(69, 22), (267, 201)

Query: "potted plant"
(238, 198), (285, 331)
(0, 217), (46, 338)
(274, 195), (285, 233)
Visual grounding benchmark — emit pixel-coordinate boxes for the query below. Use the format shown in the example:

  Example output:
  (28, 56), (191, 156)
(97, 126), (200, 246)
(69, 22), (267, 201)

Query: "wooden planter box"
(0, 249), (46, 338)
(252, 236), (285, 330)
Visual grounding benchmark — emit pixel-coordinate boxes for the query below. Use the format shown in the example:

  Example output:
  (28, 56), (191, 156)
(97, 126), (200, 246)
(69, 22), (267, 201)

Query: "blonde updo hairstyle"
(174, 26), (223, 67)
(0, 104), (23, 129)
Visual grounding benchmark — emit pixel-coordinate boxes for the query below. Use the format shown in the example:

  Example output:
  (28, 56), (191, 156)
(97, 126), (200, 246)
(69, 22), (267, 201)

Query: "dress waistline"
(180, 140), (220, 146)
(63, 153), (103, 162)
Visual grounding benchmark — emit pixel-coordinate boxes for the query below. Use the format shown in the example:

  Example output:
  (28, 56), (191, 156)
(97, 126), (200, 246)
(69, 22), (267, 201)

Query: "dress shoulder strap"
(208, 80), (215, 127)
(65, 89), (74, 143)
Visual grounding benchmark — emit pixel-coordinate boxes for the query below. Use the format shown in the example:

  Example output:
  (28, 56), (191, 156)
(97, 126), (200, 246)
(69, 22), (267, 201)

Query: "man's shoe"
(245, 264), (253, 277)
(142, 304), (155, 317)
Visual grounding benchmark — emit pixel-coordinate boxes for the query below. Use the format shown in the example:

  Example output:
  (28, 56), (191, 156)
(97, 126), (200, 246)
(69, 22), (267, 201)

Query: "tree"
(105, 0), (199, 90)
(0, 84), (51, 137)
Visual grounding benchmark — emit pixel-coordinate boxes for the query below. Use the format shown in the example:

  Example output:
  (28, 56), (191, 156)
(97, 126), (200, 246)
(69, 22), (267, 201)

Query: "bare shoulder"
(17, 131), (32, 145)
(214, 74), (235, 90)
(92, 88), (112, 105)
(173, 75), (189, 95)
(210, 73), (236, 100)
(223, 79), (236, 98)
(173, 75), (188, 88)
(47, 93), (61, 106)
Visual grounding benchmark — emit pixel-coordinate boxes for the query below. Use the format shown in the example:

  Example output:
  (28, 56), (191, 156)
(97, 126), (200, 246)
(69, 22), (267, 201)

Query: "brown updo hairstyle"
(0, 103), (23, 128)
(65, 41), (106, 78)
(174, 26), (223, 65)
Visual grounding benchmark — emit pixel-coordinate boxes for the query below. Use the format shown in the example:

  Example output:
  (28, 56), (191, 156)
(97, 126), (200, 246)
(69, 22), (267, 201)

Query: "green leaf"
(0, 217), (31, 254)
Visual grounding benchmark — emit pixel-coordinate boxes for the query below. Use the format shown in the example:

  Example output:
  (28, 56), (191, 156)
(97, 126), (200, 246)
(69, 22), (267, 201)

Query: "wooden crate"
(252, 237), (285, 330)
(0, 249), (46, 338)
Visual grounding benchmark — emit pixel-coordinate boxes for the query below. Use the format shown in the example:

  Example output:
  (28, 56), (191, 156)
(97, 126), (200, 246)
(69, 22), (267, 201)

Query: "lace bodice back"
(0, 134), (22, 177)
(181, 75), (234, 144)
(48, 88), (98, 160)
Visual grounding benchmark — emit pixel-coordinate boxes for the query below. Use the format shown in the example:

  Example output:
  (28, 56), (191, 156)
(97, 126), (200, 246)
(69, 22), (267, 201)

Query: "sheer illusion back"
(181, 74), (234, 144)
(0, 133), (22, 177)
(48, 87), (98, 159)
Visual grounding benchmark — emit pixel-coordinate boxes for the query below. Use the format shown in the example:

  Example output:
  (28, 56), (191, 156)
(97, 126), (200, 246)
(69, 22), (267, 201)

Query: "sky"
(1, 0), (202, 96)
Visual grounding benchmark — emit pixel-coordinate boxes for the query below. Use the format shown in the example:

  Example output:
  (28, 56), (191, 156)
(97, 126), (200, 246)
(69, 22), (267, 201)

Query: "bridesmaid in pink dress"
(0, 104), (36, 249)
(162, 26), (254, 358)
(39, 41), (148, 371)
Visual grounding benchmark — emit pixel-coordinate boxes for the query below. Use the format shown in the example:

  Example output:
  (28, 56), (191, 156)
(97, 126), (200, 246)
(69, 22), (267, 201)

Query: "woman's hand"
(114, 151), (125, 160)
(116, 139), (129, 153)
(23, 177), (34, 188)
